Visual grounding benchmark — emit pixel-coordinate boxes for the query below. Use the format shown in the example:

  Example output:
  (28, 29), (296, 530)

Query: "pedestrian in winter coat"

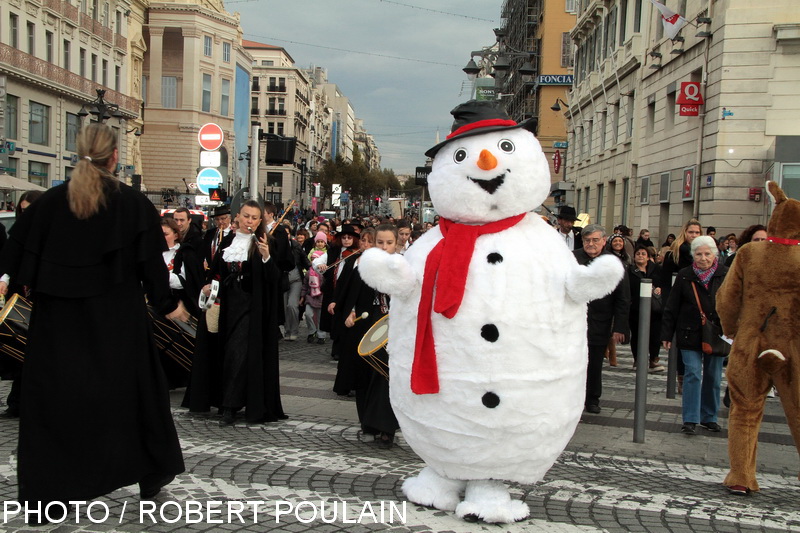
(661, 236), (728, 436)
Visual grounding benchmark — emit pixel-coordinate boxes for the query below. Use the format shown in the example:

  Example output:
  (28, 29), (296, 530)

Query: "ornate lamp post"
(77, 89), (126, 123)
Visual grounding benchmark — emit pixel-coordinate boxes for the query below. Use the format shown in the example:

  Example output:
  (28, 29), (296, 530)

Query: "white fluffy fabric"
(222, 231), (252, 263)
(360, 126), (624, 522)
(565, 254), (626, 303)
(358, 248), (418, 298)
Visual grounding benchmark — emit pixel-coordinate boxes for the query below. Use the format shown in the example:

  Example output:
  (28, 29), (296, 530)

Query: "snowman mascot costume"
(359, 100), (624, 523)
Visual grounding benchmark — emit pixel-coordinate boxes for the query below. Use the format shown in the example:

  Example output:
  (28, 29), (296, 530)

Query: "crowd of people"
(553, 205), (774, 439)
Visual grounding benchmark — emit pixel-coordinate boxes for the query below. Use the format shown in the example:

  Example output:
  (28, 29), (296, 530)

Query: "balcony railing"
(0, 42), (140, 116)
(114, 33), (126, 50)
(267, 85), (286, 92)
(251, 107), (260, 115)
(62, 2), (78, 23)
(252, 81), (260, 91)
(266, 108), (286, 116)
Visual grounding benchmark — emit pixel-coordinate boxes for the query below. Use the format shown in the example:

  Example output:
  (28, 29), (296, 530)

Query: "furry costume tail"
(758, 349), (787, 374)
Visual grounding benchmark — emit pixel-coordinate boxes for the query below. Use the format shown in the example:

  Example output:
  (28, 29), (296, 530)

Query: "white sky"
(231, 0), (504, 174)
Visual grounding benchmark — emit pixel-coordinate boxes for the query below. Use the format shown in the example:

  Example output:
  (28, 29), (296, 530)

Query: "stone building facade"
(565, 0), (800, 242)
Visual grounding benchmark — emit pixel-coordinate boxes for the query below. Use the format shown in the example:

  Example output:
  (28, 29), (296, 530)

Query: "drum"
(147, 306), (197, 371)
(357, 315), (389, 380)
(0, 294), (32, 362)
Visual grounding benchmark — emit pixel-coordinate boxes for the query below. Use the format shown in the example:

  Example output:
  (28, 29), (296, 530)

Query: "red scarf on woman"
(412, 214), (526, 394)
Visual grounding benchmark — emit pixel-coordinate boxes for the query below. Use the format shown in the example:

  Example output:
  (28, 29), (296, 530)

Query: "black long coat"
(184, 231), (285, 423)
(0, 181), (184, 505)
(660, 264), (728, 350)
(574, 249), (631, 345)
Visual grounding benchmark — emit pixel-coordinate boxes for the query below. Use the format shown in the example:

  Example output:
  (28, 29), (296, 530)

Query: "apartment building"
(0, 0), (137, 190)
(244, 40), (311, 208)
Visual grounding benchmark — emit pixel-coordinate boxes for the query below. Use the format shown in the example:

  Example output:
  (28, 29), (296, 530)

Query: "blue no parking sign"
(196, 168), (223, 194)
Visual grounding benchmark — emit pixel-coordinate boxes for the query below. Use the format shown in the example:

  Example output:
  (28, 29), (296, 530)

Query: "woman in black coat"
(0, 124), (188, 516)
(661, 236), (728, 436)
(628, 245), (664, 371)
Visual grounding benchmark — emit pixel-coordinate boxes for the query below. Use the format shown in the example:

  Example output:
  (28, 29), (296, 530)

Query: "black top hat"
(557, 205), (578, 221)
(210, 205), (230, 217)
(425, 100), (537, 158)
(337, 224), (360, 239)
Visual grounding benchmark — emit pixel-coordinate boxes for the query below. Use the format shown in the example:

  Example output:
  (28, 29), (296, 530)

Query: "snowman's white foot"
(455, 479), (529, 524)
(402, 466), (465, 511)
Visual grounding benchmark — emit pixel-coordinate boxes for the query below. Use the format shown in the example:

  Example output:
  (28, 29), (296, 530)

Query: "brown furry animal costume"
(716, 181), (800, 492)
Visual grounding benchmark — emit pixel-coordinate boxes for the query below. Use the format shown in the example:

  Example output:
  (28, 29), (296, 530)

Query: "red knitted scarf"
(412, 213), (526, 394)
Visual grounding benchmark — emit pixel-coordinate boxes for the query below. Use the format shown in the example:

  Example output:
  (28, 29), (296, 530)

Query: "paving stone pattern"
(0, 329), (798, 532)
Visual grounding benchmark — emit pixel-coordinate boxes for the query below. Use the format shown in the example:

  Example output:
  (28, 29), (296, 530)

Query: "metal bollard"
(633, 279), (652, 443)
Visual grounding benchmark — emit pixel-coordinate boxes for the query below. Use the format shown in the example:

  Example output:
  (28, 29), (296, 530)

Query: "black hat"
(211, 206), (230, 217)
(337, 224), (360, 239)
(425, 100), (537, 158)
(557, 205), (578, 221)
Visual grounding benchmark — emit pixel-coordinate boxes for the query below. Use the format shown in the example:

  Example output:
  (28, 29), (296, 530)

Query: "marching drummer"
(335, 224), (399, 448)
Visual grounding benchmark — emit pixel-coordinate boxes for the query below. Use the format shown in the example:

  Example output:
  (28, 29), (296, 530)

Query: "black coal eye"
(499, 139), (515, 153)
(453, 148), (468, 163)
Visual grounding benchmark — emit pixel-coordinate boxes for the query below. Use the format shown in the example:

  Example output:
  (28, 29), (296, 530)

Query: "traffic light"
(209, 188), (227, 202)
(375, 196), (381, 208)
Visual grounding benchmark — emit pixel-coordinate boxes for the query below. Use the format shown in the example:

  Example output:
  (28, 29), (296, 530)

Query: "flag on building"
(648, 0), (688, 40)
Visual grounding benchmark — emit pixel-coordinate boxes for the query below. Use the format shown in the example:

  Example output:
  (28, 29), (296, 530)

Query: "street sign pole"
(250, 121), (260, 206)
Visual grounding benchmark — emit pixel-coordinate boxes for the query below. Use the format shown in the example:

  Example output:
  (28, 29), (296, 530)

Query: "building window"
(46, 31), (54, 63)
(634, 0), (643, 33)
(142, 75), (147, 102)
(586, 120), (593, 157)
(162, 76), (177, 108)
(279, 77), (286, 90)
(665, 90), (676, 130)
(63, 40), (70, 70)
(65, 112), (81, 152)
(92, 0), (98, 20)
(5, 95), (19, 140)
(29, 101), (50, 145)
(561, 33), (573, 68)
(102, 59), (108, 87)
(659, 172), (670, 203)
(91, 54), (97, 82)
(621, 178), (629, 225)
(646, 99), (655, 137)
(267, 122), (275, 134)
(611, 103), (619, 145)
(202, 73), (212, 112)
(277, 97), (285, 113)
(606, 6), (617, 56)
(9, 14), (19, 49)
(565, 0), (577, 12)
(27, 22), (35, 55)
(114, 65), (120, 91)
(627, 92), (635, 138)
(640, 176), (650, 204)
(596, 183), (604, 221)
(222, 42), (231, 62)
(780, 163), (800, 200)
(261, 60), (273, 66)
(203, 35), (212, 57)
(220, 78), (230, 116)
(250, 96), (258, 115)
(619, 0), (628, 46)
(599, 111), (607, 151)
(267, 172), (281, 187)
(5, 158), (18, 177)
(115, 10), (122, 34)
(28, 161), (49, 188)
(584, 186), (590, 213)
(80, 48), (86, 77)
(277, 122), (284, 136)
(103, 2), (109, 27)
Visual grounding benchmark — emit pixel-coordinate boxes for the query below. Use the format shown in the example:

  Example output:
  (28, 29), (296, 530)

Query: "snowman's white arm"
(358, 247), (418, 298)
(565, 254), (625, 303)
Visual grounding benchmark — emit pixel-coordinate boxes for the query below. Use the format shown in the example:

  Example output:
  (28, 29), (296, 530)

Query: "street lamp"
(77, 89), (126, 123)
(550, 98), (569, 112)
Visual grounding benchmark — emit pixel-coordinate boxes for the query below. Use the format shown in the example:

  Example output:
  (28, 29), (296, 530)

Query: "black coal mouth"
(468, 172), (506, 194)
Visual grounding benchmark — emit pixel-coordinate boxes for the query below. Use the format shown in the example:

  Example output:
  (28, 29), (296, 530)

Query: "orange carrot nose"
(477, 149), (498, 171)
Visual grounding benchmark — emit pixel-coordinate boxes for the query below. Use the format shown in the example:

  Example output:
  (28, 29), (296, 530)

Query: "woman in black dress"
(189, 200), (286, 425)
(0, 123), (188, 517)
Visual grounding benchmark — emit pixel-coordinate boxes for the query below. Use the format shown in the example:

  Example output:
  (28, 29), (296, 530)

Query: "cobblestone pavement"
(1, 327), (799, 532)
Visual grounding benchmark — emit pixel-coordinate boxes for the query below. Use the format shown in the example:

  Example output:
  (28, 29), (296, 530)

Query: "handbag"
(651, 290), (663, 314)
(691, 282), (731, 357)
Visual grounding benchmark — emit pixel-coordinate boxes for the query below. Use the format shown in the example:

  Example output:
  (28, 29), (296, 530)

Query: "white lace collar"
(222, 231), (253, 263)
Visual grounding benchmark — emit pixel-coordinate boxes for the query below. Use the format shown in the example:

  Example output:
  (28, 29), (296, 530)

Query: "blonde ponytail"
(68, 123), (117, 219)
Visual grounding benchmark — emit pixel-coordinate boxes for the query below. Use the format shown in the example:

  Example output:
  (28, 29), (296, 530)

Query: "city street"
(1, 328), (798, 532)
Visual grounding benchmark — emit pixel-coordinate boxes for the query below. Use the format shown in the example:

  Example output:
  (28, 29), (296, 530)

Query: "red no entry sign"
(198, 123), (224, 151)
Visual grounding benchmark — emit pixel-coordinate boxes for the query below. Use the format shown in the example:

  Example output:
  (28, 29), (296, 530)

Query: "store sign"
(536, 75), (574, 85)
(475, 78), (497, 101)
(553, 150), (562, 174)
(680, 104), (699, 117)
